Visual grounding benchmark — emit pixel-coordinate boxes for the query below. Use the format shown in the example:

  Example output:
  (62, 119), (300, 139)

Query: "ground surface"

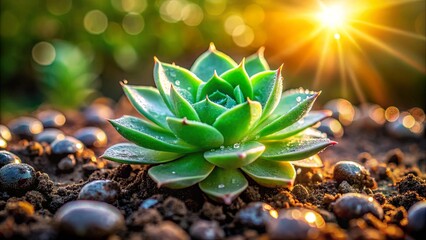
(0, 100), (425, 240)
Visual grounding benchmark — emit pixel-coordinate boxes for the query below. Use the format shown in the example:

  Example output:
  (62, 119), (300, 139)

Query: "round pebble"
(54, 200), (124, 238)
(83, 104), (114, 125)
(333, 161), (369, 186)
(0, 150), (22, 167)
(0, 124), (12, 141)
(57, 155), (76, 172)
(267, 208), (325, 240)
(35, 129), (65, 144)
(407, 201), (426, 239)
(0, 163), (36, 193)
(140, 198), (159, 209)
(36, 110), (66, 128)
(235, 202), (277, 228)
(51, 137), (84, 160)
(8, 117), (44, 140)
(78, 180), (121, 203)
(190, 220), (225, 240)
(74, 127), (107, 148)
(333, 193), (383, 223)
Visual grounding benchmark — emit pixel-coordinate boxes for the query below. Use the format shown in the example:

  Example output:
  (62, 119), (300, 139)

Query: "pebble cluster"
(0, 99), (425, 239)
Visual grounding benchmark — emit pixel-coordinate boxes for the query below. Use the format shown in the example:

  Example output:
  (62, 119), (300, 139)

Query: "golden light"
(318, 5), (346, 29)
(304, 212), (317, 223)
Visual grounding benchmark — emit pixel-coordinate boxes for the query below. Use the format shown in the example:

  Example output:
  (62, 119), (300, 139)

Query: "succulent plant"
(102, 43), (335, 204)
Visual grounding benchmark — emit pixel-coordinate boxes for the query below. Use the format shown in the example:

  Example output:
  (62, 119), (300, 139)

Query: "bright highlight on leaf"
(104, 44), (335, 204)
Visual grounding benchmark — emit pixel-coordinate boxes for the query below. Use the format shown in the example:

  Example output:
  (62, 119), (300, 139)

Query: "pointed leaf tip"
(209, 42), (216, 51)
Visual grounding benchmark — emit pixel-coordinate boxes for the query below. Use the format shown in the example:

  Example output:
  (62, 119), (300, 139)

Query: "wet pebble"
(83, 104), (114, 125)
(57, 155), (76, 172)
(74, 127), (107, 148)
(145, 221), (189, 240)
(0, 163), (36, 193)
(333, 161), (370, 186)
(267, 208), (325, 240)
(0, 124), (12, 141)
(36, 110), (66, 128)
(235, 202), (277, 228)
(8, 117), (44, 140)
(54, 200), (124, 238)
(51, 136), (84, 160)
(316, 118), (344, 138)
(333, 193), (383, 224)
(190, 220), (225, 240)
(407, 201), (426, 239)
(78, 180), (121, 203)
(0, 150), (21, 167)
(35, 129), (65, 144)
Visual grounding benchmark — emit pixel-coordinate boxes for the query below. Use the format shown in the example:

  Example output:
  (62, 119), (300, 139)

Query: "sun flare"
(318, 5), (347, 29)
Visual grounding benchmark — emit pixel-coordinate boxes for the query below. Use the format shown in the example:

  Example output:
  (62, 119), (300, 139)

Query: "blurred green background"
(1, 0), (425, 120)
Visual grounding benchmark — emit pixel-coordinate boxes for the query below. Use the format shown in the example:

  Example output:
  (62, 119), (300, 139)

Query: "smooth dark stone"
(54, 200), (124, 238)
(74, 127), (107, 148)
(316, 118), (344, 138)
(190, 220), (225, 240)
(145, 221), (189, 240)
(57, 155), (76, 172)
(0, 125), (12, 141)
(235, 202), (277, 228)
(140, 198), (159, 209)
(0, 163), (36, 193)
(36, 110), (66, 128)
(83, 104), (114, 125)
(333, 193), (383, 224)
(51, 137), (84, 160)
(35, 129), (65, 144)
(407, 201), (426, 240)
(333, 161), (369, 185)
(8, 117), (44, 140)
(267, 208), (325, 240)
(78, 180), (121, 203)
(0, 150), (22, 167)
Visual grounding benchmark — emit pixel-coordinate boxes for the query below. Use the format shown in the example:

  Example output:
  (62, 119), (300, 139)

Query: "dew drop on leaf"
(218, 184), (225, 189)
(175, 80), (180, 86)
(233, 143), (240, 149)
(296, 96), (302, 102)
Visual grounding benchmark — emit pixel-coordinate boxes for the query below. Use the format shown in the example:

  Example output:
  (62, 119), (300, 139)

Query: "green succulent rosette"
(102, 43), (335, 204)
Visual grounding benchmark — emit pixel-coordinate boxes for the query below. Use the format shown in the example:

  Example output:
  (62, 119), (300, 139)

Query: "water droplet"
(170, 71), (176, 78)
(231, 179), (237, 184)
(220, 145), (225, 150)
(218, 184), (225, 188)
(296, 96), (302, 102)
(175, 80), (180, 86)
(172, 171), (176, 174)
(233, 143), (240, 149)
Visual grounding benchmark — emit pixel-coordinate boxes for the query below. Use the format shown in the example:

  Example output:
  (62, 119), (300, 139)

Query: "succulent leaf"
(204, 141), (265, 169)
(262, 110), (332, 140)
(167, 117), (224, 148)
(255, 91), (320, 137)
(292, 154), (324, 168)
(196, 73), (234, 101)
(199, 168), (248, 205)
(190, 43), (237, 81)
(220, 60), (253, 99)
(251, 67), (283, 121)
(169, 85), (200, 121)
(122, 85), (174, 129)
(274, 89), (319, 116)
(110, 116), (197, 153)
(209, 91), (237, 108)
(233, 86), (245, 104)
(154, 58), (202, 108)
(148, 153), (215, 189)
(261, 137), (336, 161)
(245, 47), (270, 77)
(193, 97), (227, 125)
(241, 158), (295, 188)
(213, 100), (262, 145)
(102, 143), (182, 164)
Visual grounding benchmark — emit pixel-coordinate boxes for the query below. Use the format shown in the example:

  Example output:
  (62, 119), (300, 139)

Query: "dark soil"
(1, 100), (425, 240)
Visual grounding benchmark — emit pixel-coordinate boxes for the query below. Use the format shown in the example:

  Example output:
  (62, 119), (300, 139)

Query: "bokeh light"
(32, 42), (56, 66)
(84, 10), (108, 34)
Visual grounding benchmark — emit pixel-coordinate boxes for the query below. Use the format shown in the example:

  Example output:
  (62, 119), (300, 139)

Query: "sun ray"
(336, 40), (348, 98)
(347, 26), (426, 73)
(351, 20), (426, 41)
(313, 32), (331, 89)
